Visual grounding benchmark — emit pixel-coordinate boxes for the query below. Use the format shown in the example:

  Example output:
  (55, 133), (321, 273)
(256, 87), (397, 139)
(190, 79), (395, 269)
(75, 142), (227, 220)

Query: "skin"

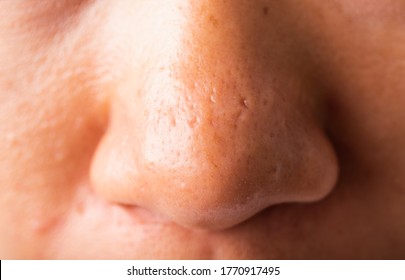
(0, 0), (405, 259)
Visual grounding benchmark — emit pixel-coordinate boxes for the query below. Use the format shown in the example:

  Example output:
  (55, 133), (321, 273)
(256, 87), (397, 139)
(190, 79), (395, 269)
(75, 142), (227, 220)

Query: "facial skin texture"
(0, 0), (405, 259)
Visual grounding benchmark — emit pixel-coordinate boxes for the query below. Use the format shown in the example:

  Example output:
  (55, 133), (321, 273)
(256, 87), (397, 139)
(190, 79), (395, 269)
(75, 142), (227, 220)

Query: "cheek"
(0, 17), (114, 257)
(0, 91), (103, 257)
(337, 0), (405, 22)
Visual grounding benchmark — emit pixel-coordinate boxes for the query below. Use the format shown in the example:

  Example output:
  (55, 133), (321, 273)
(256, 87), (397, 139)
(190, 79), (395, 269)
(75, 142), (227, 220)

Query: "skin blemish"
(187, 115), (199, 128)
(241, 97), (249, 108)
(263, 6), (269, 16)
(208, 14), (219, 28)
(210, 87), (217, 104)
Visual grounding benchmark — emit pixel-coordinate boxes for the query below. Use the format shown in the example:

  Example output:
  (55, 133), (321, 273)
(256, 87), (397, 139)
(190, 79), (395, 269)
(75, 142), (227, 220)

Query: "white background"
(2, 260), (405, 280)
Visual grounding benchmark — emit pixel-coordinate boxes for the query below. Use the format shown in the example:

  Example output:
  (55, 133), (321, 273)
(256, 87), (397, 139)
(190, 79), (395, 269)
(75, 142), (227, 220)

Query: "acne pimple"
(240, 97), (248, 108)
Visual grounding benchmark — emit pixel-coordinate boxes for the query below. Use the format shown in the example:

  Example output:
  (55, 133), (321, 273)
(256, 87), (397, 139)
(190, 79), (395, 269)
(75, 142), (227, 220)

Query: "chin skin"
(1, 0), (405, 259)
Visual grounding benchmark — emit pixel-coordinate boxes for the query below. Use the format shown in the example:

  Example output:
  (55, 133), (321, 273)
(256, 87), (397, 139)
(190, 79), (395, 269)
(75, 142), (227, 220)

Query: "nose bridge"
(175, 0), (264, 78)
(137, 0), (265, 173)
(140, 0), (268, 73)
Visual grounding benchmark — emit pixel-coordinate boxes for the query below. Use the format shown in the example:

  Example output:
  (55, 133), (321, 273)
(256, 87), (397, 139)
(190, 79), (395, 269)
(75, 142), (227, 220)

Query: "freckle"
(170, 115), (177, 127)
(263, 6), (269, 16)
(208, 14), (219, 27)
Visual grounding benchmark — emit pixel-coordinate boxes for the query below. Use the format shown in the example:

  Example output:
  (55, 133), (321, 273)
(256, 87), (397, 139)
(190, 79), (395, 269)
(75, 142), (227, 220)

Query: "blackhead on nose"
(90, 0), (338, 230)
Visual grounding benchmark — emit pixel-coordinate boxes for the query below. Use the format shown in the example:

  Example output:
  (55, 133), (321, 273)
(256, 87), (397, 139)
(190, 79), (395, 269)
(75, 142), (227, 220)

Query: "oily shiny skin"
(1, 0), (405, 259)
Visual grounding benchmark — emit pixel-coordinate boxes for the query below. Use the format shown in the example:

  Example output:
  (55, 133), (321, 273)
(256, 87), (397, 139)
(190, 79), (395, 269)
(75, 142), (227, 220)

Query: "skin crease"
(0, 0), (405, 259)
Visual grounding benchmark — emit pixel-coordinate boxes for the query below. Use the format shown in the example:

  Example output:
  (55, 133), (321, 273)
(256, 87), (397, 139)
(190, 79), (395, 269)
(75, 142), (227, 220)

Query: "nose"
(90, 0), (338, 230)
